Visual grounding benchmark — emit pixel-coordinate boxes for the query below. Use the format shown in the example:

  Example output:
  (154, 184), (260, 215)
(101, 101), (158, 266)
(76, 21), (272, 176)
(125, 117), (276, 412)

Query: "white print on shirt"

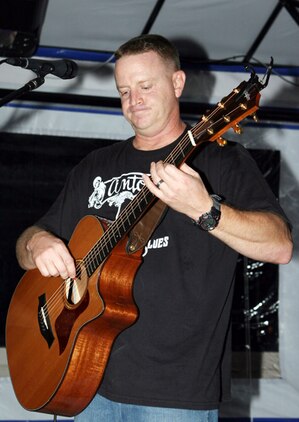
(88, 172), (145, 219)
(143, 236), (169, 257)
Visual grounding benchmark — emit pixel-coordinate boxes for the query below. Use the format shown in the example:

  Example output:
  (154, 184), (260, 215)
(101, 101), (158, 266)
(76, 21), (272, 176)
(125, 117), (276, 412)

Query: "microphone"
(5, 57), (78, 80)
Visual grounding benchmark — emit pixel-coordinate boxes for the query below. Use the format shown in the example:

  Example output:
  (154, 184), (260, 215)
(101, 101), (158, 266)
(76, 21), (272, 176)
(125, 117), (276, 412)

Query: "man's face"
(115, 51), (184, 138)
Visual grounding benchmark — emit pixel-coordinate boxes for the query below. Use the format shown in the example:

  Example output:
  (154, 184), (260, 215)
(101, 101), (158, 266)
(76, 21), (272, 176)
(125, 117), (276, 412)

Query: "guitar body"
(6, 215), (142, 416)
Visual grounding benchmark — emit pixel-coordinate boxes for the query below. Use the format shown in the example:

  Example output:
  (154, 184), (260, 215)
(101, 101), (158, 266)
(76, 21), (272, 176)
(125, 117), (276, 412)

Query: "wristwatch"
(193, 194), (222, 231)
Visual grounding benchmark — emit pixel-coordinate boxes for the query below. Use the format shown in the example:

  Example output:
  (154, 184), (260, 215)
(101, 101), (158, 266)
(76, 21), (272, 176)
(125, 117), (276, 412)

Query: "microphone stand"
(0, 74), (45, 107)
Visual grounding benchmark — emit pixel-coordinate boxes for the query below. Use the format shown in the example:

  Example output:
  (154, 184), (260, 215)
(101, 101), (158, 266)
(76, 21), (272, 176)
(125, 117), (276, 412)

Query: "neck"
(133, 120), (186, 151)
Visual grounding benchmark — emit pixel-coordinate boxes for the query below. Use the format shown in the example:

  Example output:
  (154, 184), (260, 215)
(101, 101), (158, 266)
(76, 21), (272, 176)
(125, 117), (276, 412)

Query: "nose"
(129, 89), (143, 106)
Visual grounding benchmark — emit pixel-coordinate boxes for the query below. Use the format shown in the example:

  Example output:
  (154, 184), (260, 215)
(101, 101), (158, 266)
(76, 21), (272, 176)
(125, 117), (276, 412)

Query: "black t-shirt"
(37, 135), (287, 410)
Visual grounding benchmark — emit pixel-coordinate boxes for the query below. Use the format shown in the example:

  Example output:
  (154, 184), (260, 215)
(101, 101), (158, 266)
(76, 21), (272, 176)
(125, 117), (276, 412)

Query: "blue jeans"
(74, 394), (218, 422)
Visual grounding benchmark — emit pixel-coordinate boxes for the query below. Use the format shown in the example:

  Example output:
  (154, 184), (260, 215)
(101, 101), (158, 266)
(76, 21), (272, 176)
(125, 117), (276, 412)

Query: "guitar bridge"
(38, 293), (55, 348)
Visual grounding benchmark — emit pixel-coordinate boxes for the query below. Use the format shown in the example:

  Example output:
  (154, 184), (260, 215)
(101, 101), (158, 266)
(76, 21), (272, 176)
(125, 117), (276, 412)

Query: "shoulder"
(84, 137), (132, 161)
(73, 138), (133, 170)
(194, 140), (261, 172)
(199, 140), (250, 157)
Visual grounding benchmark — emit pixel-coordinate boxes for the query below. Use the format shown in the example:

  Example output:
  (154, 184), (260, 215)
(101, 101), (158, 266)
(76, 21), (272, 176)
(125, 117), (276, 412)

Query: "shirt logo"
(88, 172), (145, 219)
(143, 236), (169, 257)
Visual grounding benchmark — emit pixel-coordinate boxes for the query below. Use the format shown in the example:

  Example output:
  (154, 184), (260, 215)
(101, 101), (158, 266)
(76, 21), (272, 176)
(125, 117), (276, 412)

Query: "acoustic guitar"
(5, 64), (272, 416)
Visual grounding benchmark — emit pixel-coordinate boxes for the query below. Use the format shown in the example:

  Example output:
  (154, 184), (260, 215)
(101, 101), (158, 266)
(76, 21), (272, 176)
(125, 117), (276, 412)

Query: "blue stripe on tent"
(35, 47), (299, 77)
(36, 47), (115, 63)
(4, 102), (123, 116)
(4, 103), (299, 131)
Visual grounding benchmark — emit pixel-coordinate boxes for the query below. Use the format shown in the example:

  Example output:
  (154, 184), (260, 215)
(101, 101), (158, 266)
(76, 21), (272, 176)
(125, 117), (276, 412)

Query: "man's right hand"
(16, 227), (76, 280)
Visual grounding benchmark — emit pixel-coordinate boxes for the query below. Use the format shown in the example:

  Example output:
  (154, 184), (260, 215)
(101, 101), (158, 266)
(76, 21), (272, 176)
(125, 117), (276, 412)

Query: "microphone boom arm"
(0, 75), (45, 107)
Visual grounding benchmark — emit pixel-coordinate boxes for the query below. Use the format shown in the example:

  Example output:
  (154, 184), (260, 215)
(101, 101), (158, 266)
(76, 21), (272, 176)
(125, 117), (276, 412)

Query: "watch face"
(193, 197), (222, 231)
(199, 206), (221, 231)
(201, 213), (217, 230)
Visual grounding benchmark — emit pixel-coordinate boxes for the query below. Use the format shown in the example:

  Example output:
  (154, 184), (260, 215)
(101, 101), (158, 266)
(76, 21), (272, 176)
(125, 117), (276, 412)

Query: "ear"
(172, 70), (186, 98)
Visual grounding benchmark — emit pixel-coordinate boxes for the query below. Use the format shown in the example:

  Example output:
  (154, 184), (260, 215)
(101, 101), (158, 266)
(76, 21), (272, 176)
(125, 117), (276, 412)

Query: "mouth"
(130, 105), (149, 114)
(125, 106), (152, 127)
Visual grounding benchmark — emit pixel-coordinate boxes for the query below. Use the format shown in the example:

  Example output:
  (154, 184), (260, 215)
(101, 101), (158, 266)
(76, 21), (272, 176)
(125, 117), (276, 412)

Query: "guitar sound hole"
(65, 260), (88, 306)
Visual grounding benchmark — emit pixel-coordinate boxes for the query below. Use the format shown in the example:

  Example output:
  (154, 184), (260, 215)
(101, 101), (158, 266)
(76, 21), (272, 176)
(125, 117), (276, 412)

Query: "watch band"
(192, 194), (222, 231)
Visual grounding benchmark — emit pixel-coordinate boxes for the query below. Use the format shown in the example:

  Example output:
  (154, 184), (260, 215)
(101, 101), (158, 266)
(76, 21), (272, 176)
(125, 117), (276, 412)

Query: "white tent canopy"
(40, 0), (299, 67)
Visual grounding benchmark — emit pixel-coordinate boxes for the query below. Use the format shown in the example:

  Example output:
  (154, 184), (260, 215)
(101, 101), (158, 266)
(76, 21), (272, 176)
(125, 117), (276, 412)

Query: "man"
(16, 34), (293, 421)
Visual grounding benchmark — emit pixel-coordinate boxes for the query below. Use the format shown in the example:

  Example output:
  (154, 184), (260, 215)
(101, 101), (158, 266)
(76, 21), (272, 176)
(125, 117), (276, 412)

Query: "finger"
(63, 255), (77, 279)
(156, 179), (165, 189)
(150, 161), (174, 186)
(36, 259), (54, 277)
(53, 255), (76, 280)
(180, 163), (200, 178)
(144, 162), (166, 191)
(35, 251), (75, 279)
(36, 257), (63, 278)
(159, 162), (187, 182)
(48, 242), (76, 279)
(143, 173), (163, 196)
(149, 161), (162, 185)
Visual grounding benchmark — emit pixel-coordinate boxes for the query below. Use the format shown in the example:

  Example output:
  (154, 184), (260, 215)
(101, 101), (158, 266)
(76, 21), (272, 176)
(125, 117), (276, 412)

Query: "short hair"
(115, 34), (181, 71)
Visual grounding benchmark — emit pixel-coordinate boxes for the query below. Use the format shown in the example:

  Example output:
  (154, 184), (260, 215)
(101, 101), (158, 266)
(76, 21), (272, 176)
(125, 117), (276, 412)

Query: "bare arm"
(209, 204), (292, 263)
(143, 162), (293, 264)
(16, 226), (76, 279)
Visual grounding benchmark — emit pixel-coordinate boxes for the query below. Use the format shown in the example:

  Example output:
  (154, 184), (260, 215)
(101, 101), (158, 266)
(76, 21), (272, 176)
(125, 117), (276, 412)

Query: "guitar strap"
(126, 199), (168, 254)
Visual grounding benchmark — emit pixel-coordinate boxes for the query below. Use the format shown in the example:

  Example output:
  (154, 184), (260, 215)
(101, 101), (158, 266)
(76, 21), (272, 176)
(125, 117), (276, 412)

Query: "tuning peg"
(233, 123), (242, 134)
(252, 113), (258, 122)
(216, 137), (227, 147)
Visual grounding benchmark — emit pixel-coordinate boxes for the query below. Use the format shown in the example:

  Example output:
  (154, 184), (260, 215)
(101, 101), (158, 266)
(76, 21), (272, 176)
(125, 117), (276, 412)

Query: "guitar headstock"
(190, 58), (273, 147)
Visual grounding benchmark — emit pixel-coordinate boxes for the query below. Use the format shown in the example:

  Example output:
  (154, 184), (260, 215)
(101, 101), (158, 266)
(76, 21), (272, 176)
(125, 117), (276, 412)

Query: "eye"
(119, 90), (129, 98)
(142, 84), (151, 91)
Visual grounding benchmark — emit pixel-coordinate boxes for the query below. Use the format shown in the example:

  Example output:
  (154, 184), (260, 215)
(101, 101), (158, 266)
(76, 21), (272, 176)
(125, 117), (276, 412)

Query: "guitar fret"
(167, 152), (175, 165)
(98, 250), (105, 262)
(131, 208), (137, 219)
(87, 259), (97, 278)
(113, 231), (121, 241)
(178, 141), (186, 157)
(138, 194), (146, 210)
(108, 235), (114, 249)
(93, 259), (99, 272)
